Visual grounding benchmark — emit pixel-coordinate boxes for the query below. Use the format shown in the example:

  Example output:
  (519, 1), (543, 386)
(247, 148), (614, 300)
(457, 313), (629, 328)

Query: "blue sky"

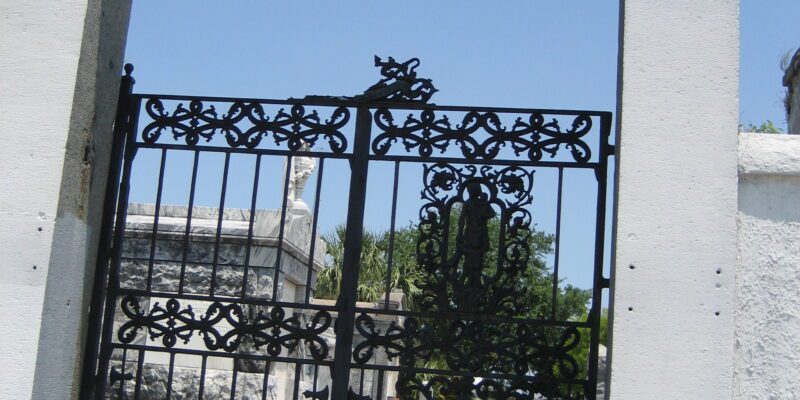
(123, 1), (798, 291)
(740, 0), (800, 132)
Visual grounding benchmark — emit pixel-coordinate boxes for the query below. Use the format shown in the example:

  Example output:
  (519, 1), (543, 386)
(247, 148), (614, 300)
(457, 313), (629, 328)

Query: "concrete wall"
(736, 132), (800, 399)
(0, 0), (131, 398)
(608, 1), (739, 399)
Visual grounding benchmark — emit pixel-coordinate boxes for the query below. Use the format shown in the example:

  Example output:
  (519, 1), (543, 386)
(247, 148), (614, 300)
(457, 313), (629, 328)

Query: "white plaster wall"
(0, 2), (90, 398)
(736, 132), (800, 399)
(609, 1), (739, 399)
(0, 0), (130, 398)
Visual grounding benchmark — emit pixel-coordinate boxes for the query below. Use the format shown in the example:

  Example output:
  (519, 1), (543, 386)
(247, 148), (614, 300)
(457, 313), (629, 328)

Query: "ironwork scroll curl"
(140, 98), (350, 152)
(372, 108), (592, 163)
(117, 296), (332, 360)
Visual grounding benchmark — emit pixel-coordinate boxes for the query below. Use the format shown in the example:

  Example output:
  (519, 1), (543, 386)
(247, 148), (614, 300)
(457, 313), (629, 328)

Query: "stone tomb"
(111, 203), (402, 399)
(113, 202), (323, 399)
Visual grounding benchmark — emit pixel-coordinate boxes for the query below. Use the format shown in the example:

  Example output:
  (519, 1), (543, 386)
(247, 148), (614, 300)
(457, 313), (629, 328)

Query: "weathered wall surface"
(609, 1), (739, 399)
(0, 1), (91, 397)
(736, 132), (800, 399)
(0, 0), (131, 398)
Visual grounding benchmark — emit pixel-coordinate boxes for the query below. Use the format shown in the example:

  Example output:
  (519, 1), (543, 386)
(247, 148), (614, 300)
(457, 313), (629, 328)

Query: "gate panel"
(337, 106), (612, 399)
(89, 86), (359, 399)
(84, 60), (612, 400)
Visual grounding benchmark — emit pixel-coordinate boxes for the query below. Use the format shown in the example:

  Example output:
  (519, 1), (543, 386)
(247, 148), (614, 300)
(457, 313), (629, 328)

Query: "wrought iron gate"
(82, 58), (613, 400)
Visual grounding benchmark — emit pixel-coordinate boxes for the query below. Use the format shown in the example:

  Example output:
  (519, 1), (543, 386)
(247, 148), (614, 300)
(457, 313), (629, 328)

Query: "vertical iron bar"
(94, 95), (142, 400)
(304, 157), (325, 303)
(331, 107), (372, 399)
(146, 148), (168, 292)
(551, 167), (564, 320)
(261, 361), (272, 400)
(375, 369), (385, 400)
(132, 350), (145, 400)
(80, 64), (135, 400)
(178, 150), (200, 294)
(230, 360), (239, 400)
(292, 362), (302, 399)
(440, 168), (452, 283)
(241, 154), (262, 299)
(586, 112), (613, 399)
(383, 161), (400, 309)
(209, 152), (231, 297)
(494, 188), (509, 294)
(313, 364), (319, 393)
(272, 155), (294, 301)
(358, 368), (365, 396)
(117, 348), (128, 398)
(165, 352), (176, 399)
(198, 355), (208, 398)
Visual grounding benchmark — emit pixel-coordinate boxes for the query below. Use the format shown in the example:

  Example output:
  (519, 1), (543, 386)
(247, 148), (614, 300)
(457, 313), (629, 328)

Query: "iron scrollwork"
(351, 163), (584, 398)
(372, 108), (593, 163)
(417, 163), (534, 314)
(140, 98), (350, 152)
(117, 296), (332, 360)
(353, 313), (582, 399)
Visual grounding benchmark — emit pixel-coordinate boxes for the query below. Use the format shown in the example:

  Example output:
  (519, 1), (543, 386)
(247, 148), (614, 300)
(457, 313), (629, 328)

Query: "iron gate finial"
(354, 55), (438, 103)
(299, 56), (438, 103)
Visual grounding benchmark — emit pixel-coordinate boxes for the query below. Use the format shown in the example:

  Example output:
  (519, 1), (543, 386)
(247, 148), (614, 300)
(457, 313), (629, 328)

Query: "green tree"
(316, 207), (595, 397)
(315, 225), (426, 307)
(738, 120), (783, 134)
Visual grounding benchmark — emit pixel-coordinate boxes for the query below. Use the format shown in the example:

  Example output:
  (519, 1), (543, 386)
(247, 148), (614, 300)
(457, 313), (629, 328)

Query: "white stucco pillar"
(0, 0), (130, 398)
(608, 1), (739, 399)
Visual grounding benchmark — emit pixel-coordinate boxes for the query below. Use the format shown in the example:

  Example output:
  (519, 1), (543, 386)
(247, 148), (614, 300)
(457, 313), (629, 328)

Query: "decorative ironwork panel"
(415, 163), (535, 314)
(372, 108), (593, 163)
(139, 97), (352, 153)
(118, 296), (332, 359)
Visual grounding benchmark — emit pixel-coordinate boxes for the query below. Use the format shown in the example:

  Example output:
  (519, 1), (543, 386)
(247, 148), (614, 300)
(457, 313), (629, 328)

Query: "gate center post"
(331, 106), (373, 399)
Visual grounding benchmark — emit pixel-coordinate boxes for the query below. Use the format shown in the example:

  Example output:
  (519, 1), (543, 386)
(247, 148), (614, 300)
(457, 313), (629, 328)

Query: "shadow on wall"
(739, 176), (800, 223)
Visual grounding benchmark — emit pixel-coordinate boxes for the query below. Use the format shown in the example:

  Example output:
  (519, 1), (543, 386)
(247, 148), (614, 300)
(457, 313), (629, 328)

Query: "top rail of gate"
(133, 92), (611, 116)
(128, 92), (612, 168)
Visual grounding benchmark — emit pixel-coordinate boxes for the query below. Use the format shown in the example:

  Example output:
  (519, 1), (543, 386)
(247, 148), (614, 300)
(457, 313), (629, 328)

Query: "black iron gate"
(82, 58), (613, 399)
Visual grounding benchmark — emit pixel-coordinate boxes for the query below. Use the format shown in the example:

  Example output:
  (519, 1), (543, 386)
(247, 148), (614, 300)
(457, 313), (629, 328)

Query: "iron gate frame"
(81, 60), (614, 400)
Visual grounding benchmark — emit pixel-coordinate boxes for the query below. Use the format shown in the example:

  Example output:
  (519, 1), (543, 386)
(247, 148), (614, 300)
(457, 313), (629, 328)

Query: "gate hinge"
(605, 144), (616, 156)
(600, 277), (610, 289)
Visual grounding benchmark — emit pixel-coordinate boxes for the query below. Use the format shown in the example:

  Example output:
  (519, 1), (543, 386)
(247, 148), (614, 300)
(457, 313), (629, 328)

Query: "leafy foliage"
(316, 206), (600, 396)
(739, 120), (783, 134)
(315, 226), (427, 307)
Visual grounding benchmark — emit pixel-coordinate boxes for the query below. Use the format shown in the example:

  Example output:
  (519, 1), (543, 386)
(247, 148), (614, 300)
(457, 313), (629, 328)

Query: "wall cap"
(739, 132), (800, 177)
